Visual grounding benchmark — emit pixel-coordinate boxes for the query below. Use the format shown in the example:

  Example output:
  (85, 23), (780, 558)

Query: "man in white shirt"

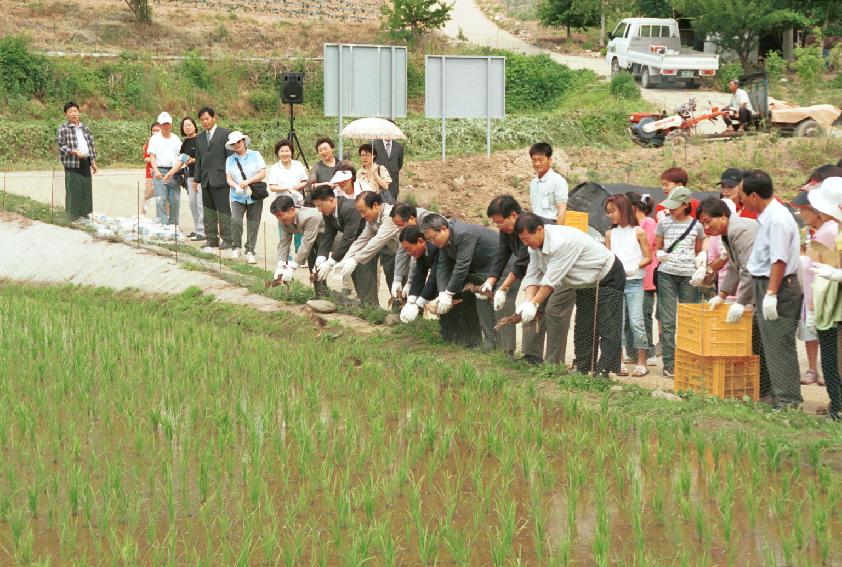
(515, 213), (626, 376)
(743, 170), (802, 409)
(147, 112), (183, 225)
(528, 142), (568, 225)
(724, 79), (755, 132)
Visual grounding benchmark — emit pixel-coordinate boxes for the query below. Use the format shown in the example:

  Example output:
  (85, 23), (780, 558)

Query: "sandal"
(632, 365), (649, 377)
(617, 365), (629, 376)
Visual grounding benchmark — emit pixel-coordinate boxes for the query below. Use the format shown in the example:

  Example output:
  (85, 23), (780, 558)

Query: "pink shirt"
(640, 216), (657, 291)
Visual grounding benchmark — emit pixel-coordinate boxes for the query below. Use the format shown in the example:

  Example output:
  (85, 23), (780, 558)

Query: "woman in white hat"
(224, 131), (267, 264)
(808, 175), (842, 421)
(330, 165), (365, 200)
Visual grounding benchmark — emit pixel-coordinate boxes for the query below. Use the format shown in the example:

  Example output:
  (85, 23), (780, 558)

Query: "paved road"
(442, 0), (731, 119)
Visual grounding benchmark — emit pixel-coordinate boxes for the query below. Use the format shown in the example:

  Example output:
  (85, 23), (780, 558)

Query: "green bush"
(764, 50), (786, 82)
(609, 71), (640, 100)
(504, 52), (579, 111)
(180, 50), (212, 91)
(0, 35), (48, 101)
(828, 45), (842, 73)
(793, 45), (822, 102)
(248, 88), (279, 114)
(718, 61), (743, 92)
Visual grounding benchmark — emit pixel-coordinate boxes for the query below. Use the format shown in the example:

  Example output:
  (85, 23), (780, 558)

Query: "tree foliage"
(538, 0), (597, 37)
(123, 0), (152, 24)
(381, 0), (452, 38)
(672, 0), (809, 68)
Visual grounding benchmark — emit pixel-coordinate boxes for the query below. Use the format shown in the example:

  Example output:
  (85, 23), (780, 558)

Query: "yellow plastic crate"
(564, 210), (589, 233)
(676, 303), (752, 357)
(674, 348), (760, 400)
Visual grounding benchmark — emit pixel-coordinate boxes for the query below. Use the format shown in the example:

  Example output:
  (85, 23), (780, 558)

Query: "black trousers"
(64, 159), (93, 221)
(724, 107), (752, 131)
(818, 327), (841, 418)
(202, 184), (232, 247)
(573, 258), (626, 376)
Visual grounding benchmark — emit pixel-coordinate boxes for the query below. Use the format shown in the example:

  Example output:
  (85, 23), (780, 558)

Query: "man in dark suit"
(420, 214), (500, 349)
(373, 137), (403, 201)
(194, 106), (232, 251)
(309, 186), (373, 303)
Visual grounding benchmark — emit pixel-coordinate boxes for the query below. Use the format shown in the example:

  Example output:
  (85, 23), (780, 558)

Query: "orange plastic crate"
(564, 210), (589, 233)
(674, 348), (760, 400)
(676, 303), (752, 357)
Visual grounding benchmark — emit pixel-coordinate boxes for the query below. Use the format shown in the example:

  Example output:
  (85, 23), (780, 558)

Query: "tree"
(538, 0), (598, 39)
(672, 0), (809, 68)
(381, 0), (452, 39)
(123, 0), (152, 23)
(634, 0), (673, 18)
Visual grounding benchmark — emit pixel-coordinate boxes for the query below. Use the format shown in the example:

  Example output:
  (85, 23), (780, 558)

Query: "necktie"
(207, 130), (212, 143)
(385, 141), (391, 158)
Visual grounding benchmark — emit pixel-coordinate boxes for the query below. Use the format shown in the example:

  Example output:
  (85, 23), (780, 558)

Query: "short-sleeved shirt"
(180, 137), (197, 178)
(268, 160), (308, 191)
(147, 132), (182, 168)
(746, 199), (800, 277)
(226, 150), (266, 205)
(731, 88), (754, 112)
(656, 216), (705, 276)
(530, 169), (568, 220)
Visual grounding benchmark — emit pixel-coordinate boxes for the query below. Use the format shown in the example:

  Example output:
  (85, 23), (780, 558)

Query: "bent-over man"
(271, 195), (326, 296)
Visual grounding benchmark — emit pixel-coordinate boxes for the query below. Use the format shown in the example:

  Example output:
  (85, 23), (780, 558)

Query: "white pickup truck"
(605, 18), (719, 89)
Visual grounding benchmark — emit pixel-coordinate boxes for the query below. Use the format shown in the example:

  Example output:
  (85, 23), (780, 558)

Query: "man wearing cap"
(743, 170), (803, 409)
(57, 101), (98, 222)
(270, 195), (326, 295)
(723, 79), (754, 132)
(515, 213), (626, 376)
(699, 198), (772, 399)
(806, 177), (842, 420)
(147, 112), (183, 225)
(194, 106), (233, 252)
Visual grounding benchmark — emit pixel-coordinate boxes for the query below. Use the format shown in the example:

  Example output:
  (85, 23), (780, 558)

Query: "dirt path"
(442, 0), (731, 117)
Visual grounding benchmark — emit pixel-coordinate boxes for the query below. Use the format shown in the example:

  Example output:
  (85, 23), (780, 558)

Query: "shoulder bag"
(235, 157), (268, 201)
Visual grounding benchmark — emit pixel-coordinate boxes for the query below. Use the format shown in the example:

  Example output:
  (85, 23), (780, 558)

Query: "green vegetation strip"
(1, 282), (841, 564)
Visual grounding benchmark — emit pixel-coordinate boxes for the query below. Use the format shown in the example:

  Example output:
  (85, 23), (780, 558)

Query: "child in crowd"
(604, 194), (652, 377)
(655, 167), (699, 222)
(625, 192), (659, 365)
(655, 187), (705, 377)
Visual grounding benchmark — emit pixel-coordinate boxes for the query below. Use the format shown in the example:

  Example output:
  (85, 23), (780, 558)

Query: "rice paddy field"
(2, 283), (842, 565)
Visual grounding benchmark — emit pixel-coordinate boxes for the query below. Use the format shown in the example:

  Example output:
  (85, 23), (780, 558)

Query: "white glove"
(726, 302), (746, 324)
(416, 297), (428, 309)
(400, 301), (420, 323)
(656, 250), (672, 263)
(689, 264), (708, 287)
(391, 280), (404, 298)
(719, 247), (729, 261)
(694, 251), (707, 270)
(493, 289), (508, 311)
(480, 280), (495, 295)
(314, 255), (326, 269)
(402, 283), (411, 298)
(762, 293), (778, 321)
(516, 301), (538, 324)
(281, 260), (299, 283)
(337, 257), (358, 278)
(813, 263), (842, 282)
(273, 262), (284, 280)
(437, 292), (453, 315)
(707, 295), (725, 310)
(316, 258), (336, 281)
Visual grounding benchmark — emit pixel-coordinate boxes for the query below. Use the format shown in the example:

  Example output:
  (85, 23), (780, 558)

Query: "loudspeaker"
(281, 72), (304, 104)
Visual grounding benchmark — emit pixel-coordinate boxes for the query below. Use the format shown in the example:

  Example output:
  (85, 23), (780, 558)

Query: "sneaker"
(245, 251), (257, 265)
(801, 369), (818, 385)
(646, 356), (658, 366)
(663, 368), (674, 378)
(230, 248), (240, 259)
(201, 246), (216, 254)
(186, 232), (197, 238)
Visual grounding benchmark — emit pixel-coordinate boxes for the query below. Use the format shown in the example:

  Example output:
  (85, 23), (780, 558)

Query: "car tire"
(611, 58), (621, 76)
(686, 80), (701, 89)
(641, 67), (652, 89)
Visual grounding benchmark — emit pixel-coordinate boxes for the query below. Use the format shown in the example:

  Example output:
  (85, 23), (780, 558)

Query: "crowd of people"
(57, 101), (842, 419)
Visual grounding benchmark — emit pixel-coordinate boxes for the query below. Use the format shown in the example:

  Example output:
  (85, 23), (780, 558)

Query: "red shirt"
(144, 143), (152, 179)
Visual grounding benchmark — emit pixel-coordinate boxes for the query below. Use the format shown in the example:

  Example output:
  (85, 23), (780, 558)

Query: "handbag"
(235, 157), (268, 201)
(653, 218), (697, 289)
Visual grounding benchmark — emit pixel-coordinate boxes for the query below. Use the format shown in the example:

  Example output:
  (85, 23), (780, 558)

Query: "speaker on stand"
(280, 72), (308, 169)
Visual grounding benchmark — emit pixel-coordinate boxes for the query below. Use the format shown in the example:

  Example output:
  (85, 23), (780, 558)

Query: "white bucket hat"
(807, 177), (842, 222)
(156, 111), (172, 124)
(329, 170), (353, 185)
(225, 131), (251, 150)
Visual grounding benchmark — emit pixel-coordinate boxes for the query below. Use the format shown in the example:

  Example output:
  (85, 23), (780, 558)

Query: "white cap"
(225, 131), (251, 150)
(329, 170), (353, 185)
(808, 177), (842, 222)
(156, 112), (172, 124)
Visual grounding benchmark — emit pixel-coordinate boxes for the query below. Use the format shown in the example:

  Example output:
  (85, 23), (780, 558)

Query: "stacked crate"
(674, 304), (760, 400)
(564, 211), (589, 233)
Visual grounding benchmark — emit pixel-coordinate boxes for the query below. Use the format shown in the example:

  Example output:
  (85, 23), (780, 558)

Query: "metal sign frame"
(424, 55), (506, 160)
(324, 43), (408, 158)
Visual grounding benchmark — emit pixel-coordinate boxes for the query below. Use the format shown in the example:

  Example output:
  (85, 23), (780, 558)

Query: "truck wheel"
(611, 58), (621, 76)
(641, 67), (652, 89)
(686, 80), (701, 89)
(794, 119), (823, 138)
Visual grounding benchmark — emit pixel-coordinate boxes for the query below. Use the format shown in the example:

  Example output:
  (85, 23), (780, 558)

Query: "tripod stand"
(286, 104), (309, 170)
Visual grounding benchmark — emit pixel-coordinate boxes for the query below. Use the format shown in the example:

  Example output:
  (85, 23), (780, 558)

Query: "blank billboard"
(425, 56), (506, 119)
(324, 44), (408, 118)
